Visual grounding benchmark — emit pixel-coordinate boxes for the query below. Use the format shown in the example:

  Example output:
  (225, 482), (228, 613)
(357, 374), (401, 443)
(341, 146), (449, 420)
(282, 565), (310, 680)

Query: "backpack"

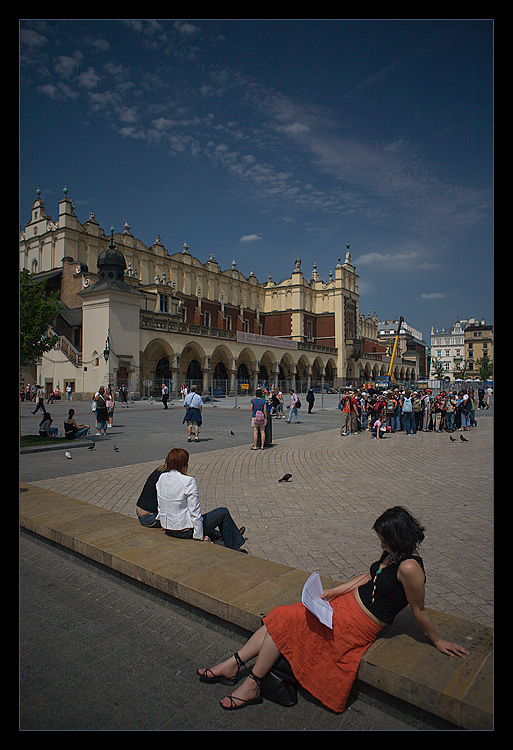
(402, 397), (413, 413)
(253, 398), (266, 424)
(412, 396), (422, 412)
(296, 399), (301, 409)
(386, 399), (396, 414)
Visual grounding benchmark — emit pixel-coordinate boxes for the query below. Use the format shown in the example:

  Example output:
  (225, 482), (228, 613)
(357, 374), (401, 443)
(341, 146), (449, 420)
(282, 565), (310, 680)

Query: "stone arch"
(258, 349), (278, 388)
(277, 352), (295, 392)
(325, 357), (337, 388)
(210, 344), (232, 396)
(141, 338), (175, 395)
(180, 341), (207, 390)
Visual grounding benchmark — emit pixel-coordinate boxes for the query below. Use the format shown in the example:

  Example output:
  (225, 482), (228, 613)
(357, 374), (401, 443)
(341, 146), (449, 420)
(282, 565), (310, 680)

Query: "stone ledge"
(19, 482), (493, 730)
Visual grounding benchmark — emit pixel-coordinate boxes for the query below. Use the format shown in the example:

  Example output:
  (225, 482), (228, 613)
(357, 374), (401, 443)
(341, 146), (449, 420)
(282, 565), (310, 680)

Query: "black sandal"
(220, 670), (264, 711)
(198, 651), (245, 686)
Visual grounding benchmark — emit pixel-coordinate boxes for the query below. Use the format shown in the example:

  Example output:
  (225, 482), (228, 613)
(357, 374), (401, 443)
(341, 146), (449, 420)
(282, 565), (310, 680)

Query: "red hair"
(164, 448), (190, 474)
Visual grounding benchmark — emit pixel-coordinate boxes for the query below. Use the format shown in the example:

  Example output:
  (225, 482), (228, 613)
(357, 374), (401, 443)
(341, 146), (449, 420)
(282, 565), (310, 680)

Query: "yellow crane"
(386, 317), (403, 385)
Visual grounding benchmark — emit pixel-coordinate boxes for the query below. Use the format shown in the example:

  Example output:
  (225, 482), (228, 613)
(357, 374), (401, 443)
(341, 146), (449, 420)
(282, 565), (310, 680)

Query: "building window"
(159, 294), (169, 313)
(204, 311), (211, 327)
(243, 319), (249, 332)
(307, 320), (313, 341)
(225, 316), (232, 331)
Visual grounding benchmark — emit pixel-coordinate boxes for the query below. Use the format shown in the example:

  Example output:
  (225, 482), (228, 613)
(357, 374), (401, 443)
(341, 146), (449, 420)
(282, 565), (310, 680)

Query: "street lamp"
(103, 334), (110, 362)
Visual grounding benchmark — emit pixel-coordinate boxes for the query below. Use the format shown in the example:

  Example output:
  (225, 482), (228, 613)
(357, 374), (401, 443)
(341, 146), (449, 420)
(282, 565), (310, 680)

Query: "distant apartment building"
(430, 318), (493, 380)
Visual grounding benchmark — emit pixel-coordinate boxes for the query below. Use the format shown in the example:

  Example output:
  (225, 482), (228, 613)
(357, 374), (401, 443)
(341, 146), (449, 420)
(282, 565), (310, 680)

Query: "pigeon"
(449, 436), (456, 442)
(278, 473), (292, 483)
(460, 435), (468, 442)
(230, 430), (235, 435)
(114, 445), (120, 452)
(64, 451), (72, 459)
(88, 443), (96, 450)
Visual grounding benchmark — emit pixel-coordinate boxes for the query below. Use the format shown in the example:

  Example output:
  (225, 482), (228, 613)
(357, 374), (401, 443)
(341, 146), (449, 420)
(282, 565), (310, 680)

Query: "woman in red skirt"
(197, 506), (469, 712)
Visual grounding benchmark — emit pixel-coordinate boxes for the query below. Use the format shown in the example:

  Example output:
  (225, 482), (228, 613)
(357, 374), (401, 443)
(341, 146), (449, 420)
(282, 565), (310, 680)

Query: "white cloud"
(356, 251), (419, 266)
(78, 67), (101, 89)
(240, 234), (262, 242)
(421, 292), (446, 299)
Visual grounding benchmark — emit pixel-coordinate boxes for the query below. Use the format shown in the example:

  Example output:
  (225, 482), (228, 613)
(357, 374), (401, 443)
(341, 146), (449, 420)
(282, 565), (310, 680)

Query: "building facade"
(430, 318), (493, 381)
(464, 320), (493, 379)
(20, 186), (418, 399)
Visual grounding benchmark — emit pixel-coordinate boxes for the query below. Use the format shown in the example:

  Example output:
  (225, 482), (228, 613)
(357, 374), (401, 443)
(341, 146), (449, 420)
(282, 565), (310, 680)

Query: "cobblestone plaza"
(20, 393), (493, 629)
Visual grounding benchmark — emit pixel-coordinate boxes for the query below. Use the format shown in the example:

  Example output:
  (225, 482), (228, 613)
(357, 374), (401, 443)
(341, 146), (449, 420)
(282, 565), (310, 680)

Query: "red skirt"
(263, 591), (382, 713)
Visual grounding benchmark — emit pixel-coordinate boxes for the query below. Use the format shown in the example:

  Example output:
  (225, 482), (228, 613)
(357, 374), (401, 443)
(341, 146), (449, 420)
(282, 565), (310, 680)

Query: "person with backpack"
(250, 388), (268, 449)
(339, 390), (358, 435)
(385, 393), (397, 433)
(401, 390), (417, 435)
(287, 389), (301, 424)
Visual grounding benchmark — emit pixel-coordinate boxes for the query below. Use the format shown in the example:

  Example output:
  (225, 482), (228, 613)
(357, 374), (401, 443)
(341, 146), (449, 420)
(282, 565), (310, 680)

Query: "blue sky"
(19, 18), (494, 342)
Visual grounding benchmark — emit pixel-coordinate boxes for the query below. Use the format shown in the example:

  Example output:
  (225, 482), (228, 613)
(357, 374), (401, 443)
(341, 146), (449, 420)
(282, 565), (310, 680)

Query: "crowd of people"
(336, 384), (491, 439)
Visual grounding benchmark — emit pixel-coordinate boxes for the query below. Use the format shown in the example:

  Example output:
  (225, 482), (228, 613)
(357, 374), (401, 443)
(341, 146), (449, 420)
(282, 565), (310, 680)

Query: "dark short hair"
(164, 448), (190, 474)
(256, 388), (263, 397)
(373, 506), (425, 560)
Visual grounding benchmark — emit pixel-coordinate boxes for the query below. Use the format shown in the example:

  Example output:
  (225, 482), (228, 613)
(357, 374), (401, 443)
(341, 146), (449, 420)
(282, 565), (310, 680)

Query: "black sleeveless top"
(358, 554), (425, 624)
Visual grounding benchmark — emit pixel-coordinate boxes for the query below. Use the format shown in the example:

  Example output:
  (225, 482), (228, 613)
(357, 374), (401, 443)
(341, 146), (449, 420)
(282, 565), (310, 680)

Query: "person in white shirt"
(156, 448), (247, 551)
(183, 384), (203, 442)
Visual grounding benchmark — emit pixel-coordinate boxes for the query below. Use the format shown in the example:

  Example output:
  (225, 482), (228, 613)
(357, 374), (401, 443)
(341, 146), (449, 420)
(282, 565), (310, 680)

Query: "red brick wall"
(315, 314), (335, 347)
(262, 312), (292, 338)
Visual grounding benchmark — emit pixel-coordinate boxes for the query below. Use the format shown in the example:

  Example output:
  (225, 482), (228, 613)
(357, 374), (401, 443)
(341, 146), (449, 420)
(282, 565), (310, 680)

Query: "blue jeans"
(137, 511), (161, 528)
(165, 507), (245, 550)
(461, 412), (470, 428)
(446, 411), (455, 431)
(402, 411), (416, 434)
(386, 413), (396, 432)
(287, 406), (300, 423)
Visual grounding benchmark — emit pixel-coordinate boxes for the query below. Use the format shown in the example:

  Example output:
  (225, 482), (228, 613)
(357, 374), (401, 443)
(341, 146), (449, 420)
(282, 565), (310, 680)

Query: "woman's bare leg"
(219, 628), (281, 708)
(197, 625), (267, 681)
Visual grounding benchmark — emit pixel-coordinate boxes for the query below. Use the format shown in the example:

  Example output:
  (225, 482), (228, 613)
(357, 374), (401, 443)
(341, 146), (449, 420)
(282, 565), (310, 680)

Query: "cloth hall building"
(20, 187), (419, 400)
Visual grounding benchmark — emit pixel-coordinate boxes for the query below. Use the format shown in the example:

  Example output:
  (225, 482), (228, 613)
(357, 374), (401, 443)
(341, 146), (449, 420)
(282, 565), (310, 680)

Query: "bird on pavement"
(114, 445), (120, 451)
(278, 473), (292, 482)
(449, 436), (456, 442)
(64, 451), (72, 459)
(460, 435), (468, 442)
(88, 443), (95, 450)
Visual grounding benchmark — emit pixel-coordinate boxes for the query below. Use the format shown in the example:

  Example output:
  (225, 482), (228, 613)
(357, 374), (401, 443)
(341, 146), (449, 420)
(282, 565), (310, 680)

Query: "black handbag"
(260, 655), (298, 707)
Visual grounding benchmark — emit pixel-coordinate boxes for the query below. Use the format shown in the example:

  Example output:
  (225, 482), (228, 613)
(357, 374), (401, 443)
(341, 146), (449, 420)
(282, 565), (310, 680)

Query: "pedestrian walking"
(183, 385), (203, 442)
(287, 389), (301, 423)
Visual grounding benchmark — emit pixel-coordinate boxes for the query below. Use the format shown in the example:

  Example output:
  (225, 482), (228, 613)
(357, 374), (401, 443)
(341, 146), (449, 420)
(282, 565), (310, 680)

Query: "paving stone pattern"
(21, 397), (493, 628)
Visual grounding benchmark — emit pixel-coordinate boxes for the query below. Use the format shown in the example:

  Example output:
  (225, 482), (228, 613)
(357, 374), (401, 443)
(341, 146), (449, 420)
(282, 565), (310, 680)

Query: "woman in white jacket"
(156, 448), (247, 551)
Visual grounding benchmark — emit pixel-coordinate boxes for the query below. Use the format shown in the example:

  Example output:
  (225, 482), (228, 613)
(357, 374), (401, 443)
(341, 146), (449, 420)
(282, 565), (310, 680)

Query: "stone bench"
(20, 482), (492, 730)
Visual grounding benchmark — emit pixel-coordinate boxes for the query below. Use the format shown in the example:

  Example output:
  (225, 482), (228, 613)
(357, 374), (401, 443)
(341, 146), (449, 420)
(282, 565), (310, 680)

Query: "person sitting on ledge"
(63, 409), (90, 440)
(197, 506), (469, 712)
(137, 448), (247, 552)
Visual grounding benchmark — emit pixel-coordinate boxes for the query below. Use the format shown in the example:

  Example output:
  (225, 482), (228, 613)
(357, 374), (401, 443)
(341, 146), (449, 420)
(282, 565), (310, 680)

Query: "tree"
(453, 359), (469, 380)
(476, 354), (493, 382)
(20, 269), (63, 367)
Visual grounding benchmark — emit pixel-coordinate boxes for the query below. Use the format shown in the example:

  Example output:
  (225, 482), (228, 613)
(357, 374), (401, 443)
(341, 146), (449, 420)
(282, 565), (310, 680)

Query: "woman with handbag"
(94, 386), (109, 436)
(197, 506), (469, 712)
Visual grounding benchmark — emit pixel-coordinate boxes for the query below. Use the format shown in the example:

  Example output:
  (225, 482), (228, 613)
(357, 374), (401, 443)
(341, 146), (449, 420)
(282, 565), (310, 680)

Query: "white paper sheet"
(301, 571), (333, 629)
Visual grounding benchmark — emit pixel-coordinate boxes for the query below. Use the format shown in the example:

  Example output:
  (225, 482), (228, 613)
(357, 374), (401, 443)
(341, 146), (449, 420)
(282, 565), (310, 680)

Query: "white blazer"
(156, 470), (204, 539)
